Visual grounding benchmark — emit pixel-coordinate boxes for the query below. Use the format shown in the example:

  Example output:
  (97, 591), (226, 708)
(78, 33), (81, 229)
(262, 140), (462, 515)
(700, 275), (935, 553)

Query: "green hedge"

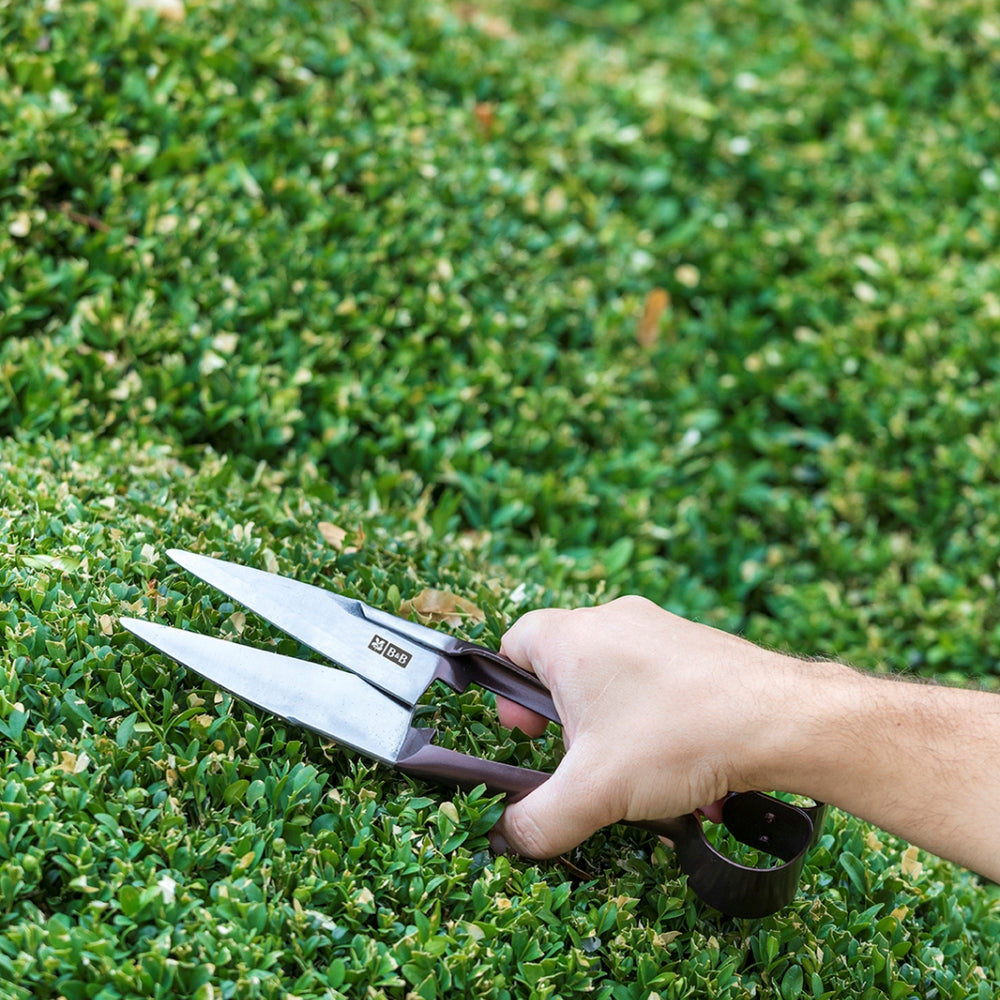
(1, 1), (999, 996)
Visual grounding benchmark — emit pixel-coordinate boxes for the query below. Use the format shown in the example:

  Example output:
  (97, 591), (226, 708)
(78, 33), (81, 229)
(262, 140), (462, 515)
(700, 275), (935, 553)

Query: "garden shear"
(121, 550), (826, 919)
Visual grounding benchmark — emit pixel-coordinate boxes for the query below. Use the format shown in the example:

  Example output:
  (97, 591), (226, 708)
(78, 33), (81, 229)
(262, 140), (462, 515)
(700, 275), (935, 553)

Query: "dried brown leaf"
(473, 102), (496, 135)
(637, 288), (670, 348)
(401, 588), (485, 628)
(318, 521), (348, 550)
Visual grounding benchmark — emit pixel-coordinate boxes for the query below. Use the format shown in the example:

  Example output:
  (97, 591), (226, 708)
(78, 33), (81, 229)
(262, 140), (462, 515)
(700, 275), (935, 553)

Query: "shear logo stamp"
(368, 634), (412, 668)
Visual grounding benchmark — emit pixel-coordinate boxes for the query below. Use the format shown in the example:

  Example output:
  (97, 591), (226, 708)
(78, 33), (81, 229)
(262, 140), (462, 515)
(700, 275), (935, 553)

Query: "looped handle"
(665, 792), (827, 918)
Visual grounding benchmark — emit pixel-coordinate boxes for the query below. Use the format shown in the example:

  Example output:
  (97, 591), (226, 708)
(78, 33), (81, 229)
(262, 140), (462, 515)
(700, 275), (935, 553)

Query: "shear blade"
(166, 549), (439, 706)
(120, 618), (413, 765)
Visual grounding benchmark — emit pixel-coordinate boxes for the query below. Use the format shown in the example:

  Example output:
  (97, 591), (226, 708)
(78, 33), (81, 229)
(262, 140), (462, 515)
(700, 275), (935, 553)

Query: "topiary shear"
(121, 550), (825, 919)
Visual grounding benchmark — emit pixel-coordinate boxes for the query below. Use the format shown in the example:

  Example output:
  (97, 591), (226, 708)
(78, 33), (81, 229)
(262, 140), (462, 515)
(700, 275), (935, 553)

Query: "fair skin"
(492, 596), (1000, 881)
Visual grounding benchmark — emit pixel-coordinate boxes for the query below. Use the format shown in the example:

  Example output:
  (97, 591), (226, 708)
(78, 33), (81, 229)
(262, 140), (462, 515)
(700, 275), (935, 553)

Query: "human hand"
(491, 596), (809, 858)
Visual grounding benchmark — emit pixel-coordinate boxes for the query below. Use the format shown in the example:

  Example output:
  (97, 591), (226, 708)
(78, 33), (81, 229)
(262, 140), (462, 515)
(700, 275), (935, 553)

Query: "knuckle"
(606, 594), (657, 616)
(504, 807), (556, 860)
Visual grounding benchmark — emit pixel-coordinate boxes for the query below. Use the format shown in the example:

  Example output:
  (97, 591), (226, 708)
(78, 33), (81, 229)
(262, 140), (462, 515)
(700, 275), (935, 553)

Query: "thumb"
(491, 743), (619, 859)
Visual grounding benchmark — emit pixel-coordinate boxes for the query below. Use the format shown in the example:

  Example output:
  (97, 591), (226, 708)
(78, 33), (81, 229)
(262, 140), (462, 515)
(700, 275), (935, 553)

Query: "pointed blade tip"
(167, 547), (204, 567)
(120, 616), (173, 644)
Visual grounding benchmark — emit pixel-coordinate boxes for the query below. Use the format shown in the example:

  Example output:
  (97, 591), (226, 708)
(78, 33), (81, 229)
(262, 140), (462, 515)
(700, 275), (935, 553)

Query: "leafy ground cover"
(2, 0), (1000, 996)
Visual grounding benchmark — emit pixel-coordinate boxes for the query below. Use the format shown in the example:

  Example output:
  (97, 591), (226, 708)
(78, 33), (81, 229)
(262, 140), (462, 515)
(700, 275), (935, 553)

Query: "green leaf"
(224, 780), (250, 805)
(603, 537), (635, 577)
(2, 710), (28, 742)
(116, 711), (138, 748)
(839, 852), (869, 895)
(781, 964), (804, 1000)
(246, 779), (267, 806)
(118, 885), (141, 919)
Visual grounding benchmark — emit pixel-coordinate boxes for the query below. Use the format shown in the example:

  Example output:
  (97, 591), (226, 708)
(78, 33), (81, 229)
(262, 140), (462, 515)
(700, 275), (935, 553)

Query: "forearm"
(757, 659), (1000, 880)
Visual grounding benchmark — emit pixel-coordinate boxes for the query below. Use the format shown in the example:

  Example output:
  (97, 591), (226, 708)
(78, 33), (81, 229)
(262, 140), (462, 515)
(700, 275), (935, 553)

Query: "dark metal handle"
(449, 648), (561, 724)
(397, 730), (824, 918)
(397, 729), (550, 801)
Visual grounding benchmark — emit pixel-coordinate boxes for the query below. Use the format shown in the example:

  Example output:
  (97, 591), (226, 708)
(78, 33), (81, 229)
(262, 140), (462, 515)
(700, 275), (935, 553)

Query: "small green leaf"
(116, 711), (138, 748)
(780, 964), (804, 1000)
(839, 852), (869, 895)
(224, 779), (250, 805)
(3, 710), (27, 742)
(246, 779), (266, 806)
(118, 885), (141, 919)
(603, 537), (635, 576)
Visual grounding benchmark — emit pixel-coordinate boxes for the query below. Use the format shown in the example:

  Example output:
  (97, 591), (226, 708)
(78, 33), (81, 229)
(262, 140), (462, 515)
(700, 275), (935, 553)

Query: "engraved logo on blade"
(368, 634), (412, 668)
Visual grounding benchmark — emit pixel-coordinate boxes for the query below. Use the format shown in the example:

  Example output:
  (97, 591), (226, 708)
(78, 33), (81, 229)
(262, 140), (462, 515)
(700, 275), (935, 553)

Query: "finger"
(496, 694), (549, 738)
(491, 744), (617, 858)
(499, 608), (558, 690)
(498, 613), (555, 736)
(697, 797), (727, 825)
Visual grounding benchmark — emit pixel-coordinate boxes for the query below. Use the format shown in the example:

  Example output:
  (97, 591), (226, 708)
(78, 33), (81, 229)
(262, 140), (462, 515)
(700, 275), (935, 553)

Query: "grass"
(2, 0), (1000, 996)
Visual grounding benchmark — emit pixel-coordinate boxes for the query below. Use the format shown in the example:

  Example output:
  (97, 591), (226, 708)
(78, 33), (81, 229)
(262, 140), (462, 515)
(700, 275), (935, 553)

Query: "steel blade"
(166, 549), (439, 705)
(120, 618), (413, 764)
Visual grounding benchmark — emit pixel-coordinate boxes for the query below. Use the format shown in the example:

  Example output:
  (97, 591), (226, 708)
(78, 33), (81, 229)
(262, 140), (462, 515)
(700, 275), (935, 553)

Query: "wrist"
(736, 654), (864, 801)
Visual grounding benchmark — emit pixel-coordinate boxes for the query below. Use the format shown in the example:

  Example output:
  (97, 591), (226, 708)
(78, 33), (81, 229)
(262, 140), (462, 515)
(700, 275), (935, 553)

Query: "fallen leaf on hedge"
(126, 0), (185, 20)
(900, 845), (923, 879)
(473, 102), (496, 135)
(318, 521), (348, 549)
(57, 751), (90, 774)
(637, 288), (670, 347)
(401, 589), (485, 627)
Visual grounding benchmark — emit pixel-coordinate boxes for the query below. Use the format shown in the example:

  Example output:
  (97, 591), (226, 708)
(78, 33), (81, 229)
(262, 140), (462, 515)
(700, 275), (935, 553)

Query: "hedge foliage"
(2, 0), (999, 997)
